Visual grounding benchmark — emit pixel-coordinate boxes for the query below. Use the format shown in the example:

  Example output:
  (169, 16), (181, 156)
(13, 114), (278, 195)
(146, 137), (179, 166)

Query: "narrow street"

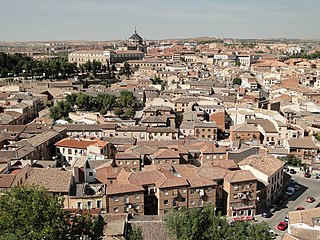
(255, 168), (320, 238)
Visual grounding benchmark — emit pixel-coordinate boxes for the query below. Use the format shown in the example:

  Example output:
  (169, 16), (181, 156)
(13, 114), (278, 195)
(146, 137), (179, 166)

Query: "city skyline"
(0, 0), (319, 41)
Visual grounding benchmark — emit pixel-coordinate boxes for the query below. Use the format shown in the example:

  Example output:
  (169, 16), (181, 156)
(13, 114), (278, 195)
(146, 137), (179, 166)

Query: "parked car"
(307, 196), (315, 203)
(296, 206), (305, 211)
(292, 184), (300, 191)
(268, 228), (277, 236)
(304, 172), (311, 178)
(290, 178), (296, 184)
(262, 210), (272, 218)
(283, 166), (289, 173)
(277, 221), (288, 231)
(284, 214), (289, 222)
(289, 169), (296, 174)
(285, 187), (295, 196)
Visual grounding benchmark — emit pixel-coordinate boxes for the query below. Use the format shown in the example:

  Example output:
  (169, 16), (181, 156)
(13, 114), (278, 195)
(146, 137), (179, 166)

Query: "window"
(234, 194), (238, 199)
(135, 194), (140, 199)
(114, 207), (119, 213)
(191, 200), (195, 205)
(190, 189), (195, 195)
(164, 191), (169, 196)
(164, 200), (169, 206)
(220, 155), (223, 159)
(77, 202), (82, 209)
(68, 149), (72, 154)
(182, 188), (187, 194)
(124, 195), (129, 204)
(207, 155), (210, 159)
(126, 161), (130, 165)
(96, 200), (102, 208)
(119, 161), (123, 165)
(207, 187), (212, 192)
(135, 204), (140, 210)
(172, 159), (176, 164)
(133, 161), (137, 165)
(89, 172), (93, 177)
(213, 155), (216, 159)
(87, 201), (92, 209)
(113, 196), (119, 202)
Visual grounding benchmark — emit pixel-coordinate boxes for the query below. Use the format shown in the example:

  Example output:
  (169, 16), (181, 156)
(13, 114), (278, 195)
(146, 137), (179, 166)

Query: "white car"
(293, 185), (300, 191)
(285, 187), (295, 196)
(268, 229), (277, 236)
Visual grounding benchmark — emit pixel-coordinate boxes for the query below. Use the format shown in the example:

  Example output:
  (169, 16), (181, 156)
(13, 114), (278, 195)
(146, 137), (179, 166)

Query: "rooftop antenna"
(134, 26), (137, 34)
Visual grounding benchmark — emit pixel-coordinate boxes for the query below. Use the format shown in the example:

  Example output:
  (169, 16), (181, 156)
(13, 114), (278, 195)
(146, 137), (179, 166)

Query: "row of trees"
(289, 51), (320, 59)
(0, 52), (124, 79)
(49, 91), (137, 121)
(0, 186), (104, 240)
(1, 187), (274, 240)
(165, 206), (273, 240)
(0, 52), (77, 79)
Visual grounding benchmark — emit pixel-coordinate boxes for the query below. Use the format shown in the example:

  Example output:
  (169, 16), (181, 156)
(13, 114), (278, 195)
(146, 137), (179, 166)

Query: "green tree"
(83, 79), (89, 88)
(279, 154), (303, 167)
(124, 108), (135, 118)
(75, 93), (93, 110)
(0, 186), (68, 239)
(65, 92), (78, 106)
(118, 90), (134, 108)
(233, 78), (242, 85)
(142, 91), (146, 107)
(127, 225), (143, 240)
(113, 107), (123, 117)
(0, 186), (104, 240)
(123, 61), (131, 77)
(49, 100), (72, 121)
(165, 206), (272, 240)
(49, 105), (62, 121)
(315, 132), (320, 141)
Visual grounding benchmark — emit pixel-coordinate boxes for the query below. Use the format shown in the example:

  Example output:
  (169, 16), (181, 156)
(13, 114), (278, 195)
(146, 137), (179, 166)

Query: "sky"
(0, 0), (319, 41)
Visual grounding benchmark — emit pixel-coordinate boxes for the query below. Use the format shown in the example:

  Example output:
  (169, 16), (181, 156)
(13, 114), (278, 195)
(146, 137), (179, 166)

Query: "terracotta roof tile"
(54, 138), (108, 149)
(239, 154), (284, 176)
(0, 174), (15, 188)
(153, 149), (180, 159)
(25, 168), (72, 193)
(224, 170), (256, 183)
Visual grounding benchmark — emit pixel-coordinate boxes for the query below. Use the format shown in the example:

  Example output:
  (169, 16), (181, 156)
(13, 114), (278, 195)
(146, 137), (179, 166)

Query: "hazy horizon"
(1, 0), (319, 42)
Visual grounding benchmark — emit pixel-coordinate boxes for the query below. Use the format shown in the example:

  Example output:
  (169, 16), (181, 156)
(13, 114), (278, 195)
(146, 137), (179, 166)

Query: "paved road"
(255, 167), (320, 238)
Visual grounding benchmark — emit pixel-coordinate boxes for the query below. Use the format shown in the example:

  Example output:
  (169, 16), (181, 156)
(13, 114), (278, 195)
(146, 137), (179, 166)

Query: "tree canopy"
(0, 52), (77, 79)
(0, 185), (104, 240)
(127, 225), (143, 240)
(49, 91), (137, 121)
(233, 78), (242, 85)
(165, 206), (272, 240)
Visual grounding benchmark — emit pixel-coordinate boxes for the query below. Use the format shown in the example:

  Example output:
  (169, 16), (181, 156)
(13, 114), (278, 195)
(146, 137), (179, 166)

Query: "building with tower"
(68, 29), (146, 65)
(118, 28), (147, 53)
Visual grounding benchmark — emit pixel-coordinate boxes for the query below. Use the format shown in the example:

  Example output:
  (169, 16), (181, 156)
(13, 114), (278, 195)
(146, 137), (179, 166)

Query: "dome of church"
(129, 30), (143, 41)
